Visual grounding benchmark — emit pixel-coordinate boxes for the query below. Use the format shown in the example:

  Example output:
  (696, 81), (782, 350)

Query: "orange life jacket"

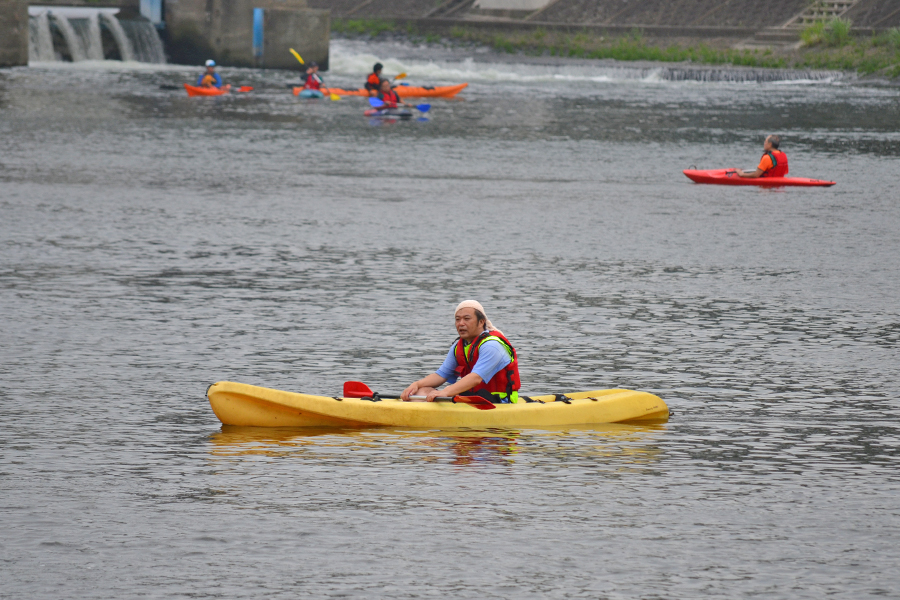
(762, 150), (789, 177)
(367, 73), (381, 86)
(453, 330), (521, 403)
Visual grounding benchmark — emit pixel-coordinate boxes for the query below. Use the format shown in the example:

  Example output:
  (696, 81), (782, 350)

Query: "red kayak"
(684, 169), (835, 187)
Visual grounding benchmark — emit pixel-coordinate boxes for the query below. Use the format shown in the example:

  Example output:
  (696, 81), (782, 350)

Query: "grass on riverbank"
(332, 18), (900, 78)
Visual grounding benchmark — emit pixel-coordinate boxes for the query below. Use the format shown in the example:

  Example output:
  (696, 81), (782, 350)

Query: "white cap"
(205, 59), (216, 67)
(455, 300), (501, 335)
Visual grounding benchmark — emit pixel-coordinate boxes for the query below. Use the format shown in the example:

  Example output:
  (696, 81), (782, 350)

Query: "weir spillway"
(27, 5), (165, 63)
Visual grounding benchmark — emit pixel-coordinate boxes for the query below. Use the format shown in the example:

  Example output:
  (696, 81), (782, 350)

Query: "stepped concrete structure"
(0, 0), (29, 66)
(309, 0), (900, 47)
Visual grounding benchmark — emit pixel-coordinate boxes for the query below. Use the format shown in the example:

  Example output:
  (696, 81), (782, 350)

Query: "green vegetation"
(332, 18), (900, 79)
(801, 18), (853, 47)
(331, 19), (399, 37)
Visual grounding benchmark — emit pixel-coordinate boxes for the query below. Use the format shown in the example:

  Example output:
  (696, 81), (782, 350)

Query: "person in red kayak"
(377, 78), (411, 109)
(735, 135), (789, 178)
(401, 300), (521, 404)
(303, 62), (323, 92)
(365, 62), (383, 97)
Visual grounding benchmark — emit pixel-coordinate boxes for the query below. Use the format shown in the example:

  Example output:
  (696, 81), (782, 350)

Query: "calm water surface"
(1, 40), (899, 598)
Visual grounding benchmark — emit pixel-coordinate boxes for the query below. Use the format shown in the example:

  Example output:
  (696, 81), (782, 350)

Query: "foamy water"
(328, 38), (846, 85)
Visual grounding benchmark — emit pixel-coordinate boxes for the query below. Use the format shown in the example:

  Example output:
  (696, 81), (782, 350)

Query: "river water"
(2, 39), (899, 598)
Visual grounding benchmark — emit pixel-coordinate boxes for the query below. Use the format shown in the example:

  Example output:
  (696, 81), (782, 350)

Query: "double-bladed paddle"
(367, 97), (431, 112)
(342, 381), (496, 410)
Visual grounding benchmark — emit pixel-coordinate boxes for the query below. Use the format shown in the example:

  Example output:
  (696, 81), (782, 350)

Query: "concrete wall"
(475, 0), (553, 9)
(165, 0), (329, 67)
(0, 0), (28, 67)
(261, 7), (329, 69)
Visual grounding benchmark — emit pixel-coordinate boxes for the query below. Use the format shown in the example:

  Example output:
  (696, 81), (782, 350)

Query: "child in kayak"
(197, 60), (222, 88)
(400, 301), (521, 404)
(377, 78), (411, 109)
(365, 63), (383, 97)
(735, 135), (789, 178)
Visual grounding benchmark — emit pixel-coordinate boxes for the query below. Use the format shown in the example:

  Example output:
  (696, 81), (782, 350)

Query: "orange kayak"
(184, 83), (231, 97)
(292, 83), (468, 98)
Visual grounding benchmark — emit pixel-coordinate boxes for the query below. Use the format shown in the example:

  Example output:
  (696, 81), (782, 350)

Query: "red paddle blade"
(343, 381), (374, 398)
(238, 86), (253, 92)
(453, 395), (496, 410)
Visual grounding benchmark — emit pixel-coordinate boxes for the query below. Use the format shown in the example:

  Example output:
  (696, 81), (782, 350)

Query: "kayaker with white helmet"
(197, 59), (223, 89)
(735, 134), (789, 178)
(400, 301), (521, 404)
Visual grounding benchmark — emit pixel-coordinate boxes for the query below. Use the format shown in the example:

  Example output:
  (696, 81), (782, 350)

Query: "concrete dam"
(1, 0), (330, 68)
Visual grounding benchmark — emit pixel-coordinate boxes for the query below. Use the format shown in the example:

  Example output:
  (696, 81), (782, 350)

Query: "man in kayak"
(197, 59), (223, 88)
(365, 63), (383, 96)
(735, 135), (788, 178)
(377, 78), (412, 109)
(401, 301), (521, 404)
(302, 62), (324, 93)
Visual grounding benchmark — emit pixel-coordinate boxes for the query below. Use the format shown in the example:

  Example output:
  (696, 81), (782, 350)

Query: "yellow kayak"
(207, 381), (669, 428)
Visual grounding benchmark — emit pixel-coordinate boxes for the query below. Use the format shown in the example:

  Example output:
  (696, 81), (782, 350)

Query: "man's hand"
(401, 382), (419, 401)
(425, 389), (442, 403)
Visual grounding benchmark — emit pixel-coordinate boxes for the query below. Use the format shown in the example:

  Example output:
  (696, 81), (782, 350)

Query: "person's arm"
(213, 73), (223, 88)
(196, 74), (204, 86)
(402, 344), (458, 400)
(737, 154), (770, 178)
(425, 372), (483, 401)
(736, 167), (764, 178)
(402, 372), (447, 400)
(424, 340), (511, 402)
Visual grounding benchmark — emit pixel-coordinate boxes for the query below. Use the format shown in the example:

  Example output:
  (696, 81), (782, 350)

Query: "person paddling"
(365, 63), (383, 96)
(401, 301), (521, 404)
(735, 135), (789, 178)
(377, 78), (411, 110)
(303, 62), (324, 92)
(197, 59), (223, 88)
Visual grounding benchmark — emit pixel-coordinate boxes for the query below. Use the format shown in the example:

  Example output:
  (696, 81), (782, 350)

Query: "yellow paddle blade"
(394, 72), (407, 81)
(289, 48), (304, 64)
(330, 93), (340, 101)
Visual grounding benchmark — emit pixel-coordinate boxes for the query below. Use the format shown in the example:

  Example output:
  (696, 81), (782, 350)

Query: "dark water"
(2, 41), (899, 598)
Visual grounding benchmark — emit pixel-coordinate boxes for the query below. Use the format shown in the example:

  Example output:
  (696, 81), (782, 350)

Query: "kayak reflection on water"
(401, 300), (522, 404)
(206, 425), (668, 470)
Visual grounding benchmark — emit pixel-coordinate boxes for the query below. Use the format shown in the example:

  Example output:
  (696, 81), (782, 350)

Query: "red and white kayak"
(184, 83), (231, 97)
(684, 169), (835, 187)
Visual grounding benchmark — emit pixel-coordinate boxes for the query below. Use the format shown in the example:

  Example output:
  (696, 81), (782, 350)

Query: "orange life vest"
(453, 330), (521, 403)
(762, 150), (789, 177)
